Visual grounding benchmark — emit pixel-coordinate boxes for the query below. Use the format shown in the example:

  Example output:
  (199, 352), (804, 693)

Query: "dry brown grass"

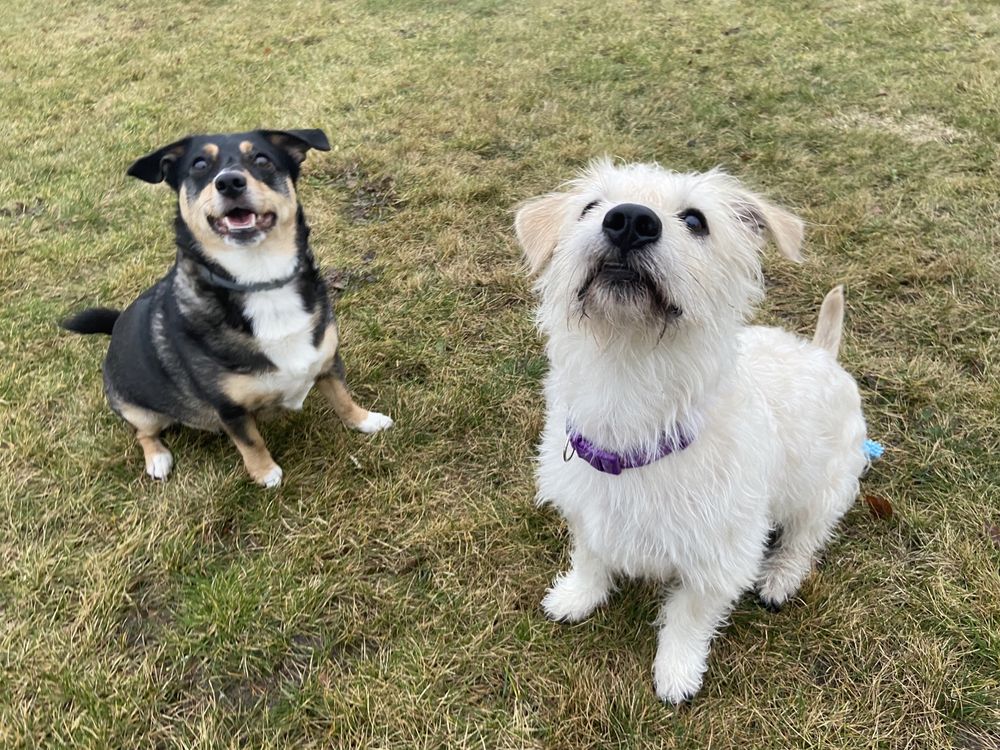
(1, 0), (998, 747)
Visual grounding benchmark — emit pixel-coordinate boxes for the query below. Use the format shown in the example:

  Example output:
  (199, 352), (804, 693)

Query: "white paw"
(757, 559), (809, 610)
(541, 572), (609, 623)
(756, 577), (792, 611)
(355, 411), (394, 434)
(257, 465), (283, 488)
(652, 640), (708, 705)
(145, 451), (173, 481)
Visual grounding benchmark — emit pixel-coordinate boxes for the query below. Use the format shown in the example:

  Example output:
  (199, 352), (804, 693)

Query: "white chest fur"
(537, 373), (777, 590)
(243, 285), (326, 409)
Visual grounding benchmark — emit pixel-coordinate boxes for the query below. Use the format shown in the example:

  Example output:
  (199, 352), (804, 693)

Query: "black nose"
(214, 171), (247, 198)
(602, 203), (662, 253)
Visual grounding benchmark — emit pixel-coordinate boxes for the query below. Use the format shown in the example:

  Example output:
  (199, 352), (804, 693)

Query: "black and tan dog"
(63, 129), (393, 487)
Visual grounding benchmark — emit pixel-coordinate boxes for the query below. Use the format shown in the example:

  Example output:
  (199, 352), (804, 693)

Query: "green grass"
(2, 0), (999, 747)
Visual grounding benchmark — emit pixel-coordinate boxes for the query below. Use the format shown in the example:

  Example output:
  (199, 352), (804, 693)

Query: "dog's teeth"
(223, 213), (256, 230)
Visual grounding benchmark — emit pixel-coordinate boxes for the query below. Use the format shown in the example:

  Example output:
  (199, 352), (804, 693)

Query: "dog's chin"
(577, 262), (682, 328)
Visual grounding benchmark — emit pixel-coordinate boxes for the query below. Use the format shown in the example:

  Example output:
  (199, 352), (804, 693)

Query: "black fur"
(64, 129), (339, 437)
(62, 308), (121, 335)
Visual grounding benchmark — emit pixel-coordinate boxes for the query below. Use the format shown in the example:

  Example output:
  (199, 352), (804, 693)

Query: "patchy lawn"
(1, 0), (998, 747)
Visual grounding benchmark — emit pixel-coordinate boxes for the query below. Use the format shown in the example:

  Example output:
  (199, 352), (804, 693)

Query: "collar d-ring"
(563, 438), (576, 462)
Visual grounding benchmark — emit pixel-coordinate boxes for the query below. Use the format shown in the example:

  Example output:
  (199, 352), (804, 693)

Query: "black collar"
(195, 259), (301, 293)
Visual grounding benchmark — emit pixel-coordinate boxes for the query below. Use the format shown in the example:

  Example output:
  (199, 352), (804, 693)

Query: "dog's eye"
(679, 209), (709, 237)
(580, 200), (600, 218)
(191, 157), (209, 172)
(254, 154), (271, 168)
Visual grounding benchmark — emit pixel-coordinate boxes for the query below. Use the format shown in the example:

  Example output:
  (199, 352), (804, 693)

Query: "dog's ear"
(515, 192), (573, 275)
(262, 129), (331, 164)
(127, 137), (191, 189)
(733, 190), (805, 262)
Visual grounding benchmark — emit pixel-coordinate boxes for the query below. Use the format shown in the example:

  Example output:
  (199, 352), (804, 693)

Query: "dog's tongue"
(224, 209), (256, 230)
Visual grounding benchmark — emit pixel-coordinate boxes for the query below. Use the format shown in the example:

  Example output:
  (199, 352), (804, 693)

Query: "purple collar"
(565, 425), (693, 475)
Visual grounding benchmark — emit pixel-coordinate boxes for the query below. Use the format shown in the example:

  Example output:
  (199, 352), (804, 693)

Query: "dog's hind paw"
(756, 562), (805, 611)
(145, 451), (174, 481)
(356, 411), (394, 434)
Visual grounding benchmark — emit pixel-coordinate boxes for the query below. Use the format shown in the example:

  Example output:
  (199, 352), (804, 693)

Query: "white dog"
(515, 160), (867, 704)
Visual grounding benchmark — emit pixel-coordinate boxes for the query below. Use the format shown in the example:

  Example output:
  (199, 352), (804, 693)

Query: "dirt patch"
(323, 266), (381, 297)
(0, 198), (44, 219)
(215, 632), (383, 711)
(117, 573), (170, 649)
(953, 724), (1000, 750)
(326, 162), (403, 223)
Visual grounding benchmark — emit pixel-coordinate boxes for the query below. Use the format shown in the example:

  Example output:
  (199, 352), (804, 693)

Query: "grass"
(1, 0), (999, 747)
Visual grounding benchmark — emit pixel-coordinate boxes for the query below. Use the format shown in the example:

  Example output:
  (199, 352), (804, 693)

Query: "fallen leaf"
(864, 494), (893, 520)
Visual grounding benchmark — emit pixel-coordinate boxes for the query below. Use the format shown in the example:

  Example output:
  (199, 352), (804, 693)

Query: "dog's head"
(515, 160), (803, 336)
(127, 129), (330, 253)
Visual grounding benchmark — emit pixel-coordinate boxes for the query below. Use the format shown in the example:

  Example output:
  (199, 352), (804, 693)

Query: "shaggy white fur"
(516, 160), (867, 704)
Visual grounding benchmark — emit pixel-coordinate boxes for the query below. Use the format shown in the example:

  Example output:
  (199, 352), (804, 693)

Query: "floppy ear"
(126, 137), (191, 188)
(514, 192), (573, 275)
(733, 189), (805, 262)
(262, 129), (331, 164)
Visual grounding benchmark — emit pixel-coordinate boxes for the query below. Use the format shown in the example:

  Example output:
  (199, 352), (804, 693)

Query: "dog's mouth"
(594, 262), (643, 286)
(577, 261), (682, 324)
(210, 207), (277, 240)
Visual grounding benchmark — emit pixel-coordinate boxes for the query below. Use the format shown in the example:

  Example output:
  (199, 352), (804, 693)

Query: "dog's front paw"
(145, 450), (174, 481)
(652, 641), (708, 705)
(252, 464), (283, 488)
(541, 571), (609, 623)
(355, 411), (394, 434)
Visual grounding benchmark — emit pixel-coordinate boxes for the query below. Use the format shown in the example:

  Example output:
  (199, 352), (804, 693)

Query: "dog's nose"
(214, 171), (247, 198)
(602, 203), (662, 253)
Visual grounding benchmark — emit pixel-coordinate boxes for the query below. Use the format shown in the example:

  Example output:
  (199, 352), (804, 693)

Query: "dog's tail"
(61, 307), (120, 335)
(812, 285), (845, 357)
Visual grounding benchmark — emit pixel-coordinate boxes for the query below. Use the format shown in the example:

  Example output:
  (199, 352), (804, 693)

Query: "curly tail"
(62, 307), (120, 335)
(812, 285), (844, 358)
